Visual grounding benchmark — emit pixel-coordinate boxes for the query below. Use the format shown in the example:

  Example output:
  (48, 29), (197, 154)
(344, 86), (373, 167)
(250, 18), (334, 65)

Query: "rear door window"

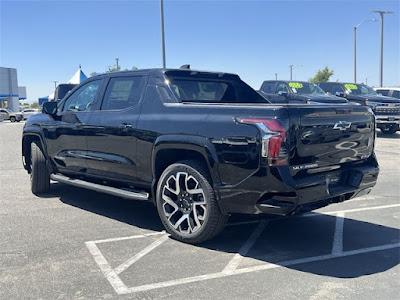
(101, 76), (145, 110)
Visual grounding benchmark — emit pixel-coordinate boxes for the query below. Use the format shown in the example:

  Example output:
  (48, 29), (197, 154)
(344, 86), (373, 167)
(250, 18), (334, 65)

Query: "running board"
(50, 174), (149, 201)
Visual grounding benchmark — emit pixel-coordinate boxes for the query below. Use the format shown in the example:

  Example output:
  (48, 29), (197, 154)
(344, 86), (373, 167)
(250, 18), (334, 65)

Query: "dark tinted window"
(392, 90), (400, 98)
(275, 82), (289, 93)
(57, 84), (77, 101)
(262, 82), (275, 93)
(375, 89), (390, 96)
(101, 76), (145, 110)
(166, 72), (265, 103)
(63, 80), (101, 112)
(331, 84), (344, 95)
(318, 82), (331, 93)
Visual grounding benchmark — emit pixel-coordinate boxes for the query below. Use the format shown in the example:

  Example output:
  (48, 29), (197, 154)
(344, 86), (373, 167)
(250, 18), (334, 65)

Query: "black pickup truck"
(318, 82), (400, 134)
(22, 69), (379, 243)
(259, 80), (348, 104)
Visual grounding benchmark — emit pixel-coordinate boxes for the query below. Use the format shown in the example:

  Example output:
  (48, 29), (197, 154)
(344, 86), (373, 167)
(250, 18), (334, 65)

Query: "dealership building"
(0, 67), (27, 111)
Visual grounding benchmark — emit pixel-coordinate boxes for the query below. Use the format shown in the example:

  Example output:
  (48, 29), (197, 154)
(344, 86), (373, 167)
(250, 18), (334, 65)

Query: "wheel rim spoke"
(161, 171), (207, 235)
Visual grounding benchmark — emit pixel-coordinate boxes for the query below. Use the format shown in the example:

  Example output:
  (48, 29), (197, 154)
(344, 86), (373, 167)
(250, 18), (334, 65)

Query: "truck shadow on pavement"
(51, 182), (399, 280)
(377, 132), (400, 139)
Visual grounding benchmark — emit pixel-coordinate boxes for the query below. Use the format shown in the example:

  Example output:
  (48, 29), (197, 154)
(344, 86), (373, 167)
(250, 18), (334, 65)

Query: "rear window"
(165, 71), (266, 103)
(375, 89), (390, 96)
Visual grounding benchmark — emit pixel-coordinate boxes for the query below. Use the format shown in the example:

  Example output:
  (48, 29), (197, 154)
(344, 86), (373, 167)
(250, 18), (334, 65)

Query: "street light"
(160, 0), (166, 68)
(354, 19), (377, 82)
(275, 73), (278, 80)
(371, 10), (394, 87)
(52, 81), (58, 89)
(115, 58), (119, 71)
(289, 65), (302, 80)
(365, 75), (374, 85)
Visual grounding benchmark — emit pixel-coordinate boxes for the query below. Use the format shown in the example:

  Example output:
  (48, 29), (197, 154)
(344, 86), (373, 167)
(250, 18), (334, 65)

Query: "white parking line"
(332, 212), (345, 255)
(86, 203), (400, 295)
(124, 243), (400, 294)
(223, 220), (268, 274)
(114, 234), (169, 275)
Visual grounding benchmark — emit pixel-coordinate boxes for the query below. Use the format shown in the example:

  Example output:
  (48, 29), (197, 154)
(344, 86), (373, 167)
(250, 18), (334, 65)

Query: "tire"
(30, 141), (50, 194)
(156, 160), (228, 244)
(10, 116), (16, 122)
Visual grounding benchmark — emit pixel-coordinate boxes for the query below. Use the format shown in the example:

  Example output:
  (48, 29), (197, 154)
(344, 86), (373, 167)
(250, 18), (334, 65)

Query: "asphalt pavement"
(0, 121), (399, 299)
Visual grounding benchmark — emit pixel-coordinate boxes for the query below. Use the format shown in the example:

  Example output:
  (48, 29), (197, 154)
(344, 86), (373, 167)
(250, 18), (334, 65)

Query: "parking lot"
(0, 121), (399, 299)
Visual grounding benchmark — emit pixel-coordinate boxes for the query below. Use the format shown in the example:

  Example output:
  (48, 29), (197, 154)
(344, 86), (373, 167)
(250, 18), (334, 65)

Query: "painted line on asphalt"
(331, 212), (345, 255)
(123, 243), (400, 294)
(85, 241), (130, 295)
(92, 231), (166, 244)
(223, 220), (268, 273)
(114, 234), (169, 275)
(86, 202), (400, 294)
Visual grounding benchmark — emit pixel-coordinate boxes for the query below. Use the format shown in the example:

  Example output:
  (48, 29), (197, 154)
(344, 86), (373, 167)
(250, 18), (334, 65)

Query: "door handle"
(118, 123), (133, 130)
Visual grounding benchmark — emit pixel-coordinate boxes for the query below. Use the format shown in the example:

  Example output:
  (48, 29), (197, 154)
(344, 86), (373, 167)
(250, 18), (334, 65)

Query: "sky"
(0, 0), (399, 103)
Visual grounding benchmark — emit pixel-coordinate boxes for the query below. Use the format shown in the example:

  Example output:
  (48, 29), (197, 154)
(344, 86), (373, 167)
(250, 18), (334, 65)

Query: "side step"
(50, 174), (149, 201)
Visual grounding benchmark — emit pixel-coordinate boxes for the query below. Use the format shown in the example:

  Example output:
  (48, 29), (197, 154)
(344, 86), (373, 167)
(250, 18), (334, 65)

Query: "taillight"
(239, 118), (288, 166)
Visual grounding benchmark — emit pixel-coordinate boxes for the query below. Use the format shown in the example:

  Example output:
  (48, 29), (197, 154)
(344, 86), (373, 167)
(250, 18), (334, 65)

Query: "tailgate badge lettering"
(333, 121), (352, 130)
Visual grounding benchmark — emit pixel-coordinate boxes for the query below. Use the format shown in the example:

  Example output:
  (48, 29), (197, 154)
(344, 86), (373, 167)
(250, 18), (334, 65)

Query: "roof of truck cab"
(90, 68), (238, 78)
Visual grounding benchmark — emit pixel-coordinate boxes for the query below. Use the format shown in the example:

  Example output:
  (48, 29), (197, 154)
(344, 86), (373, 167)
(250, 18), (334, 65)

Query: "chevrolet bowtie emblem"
(333, 121), (352, 130)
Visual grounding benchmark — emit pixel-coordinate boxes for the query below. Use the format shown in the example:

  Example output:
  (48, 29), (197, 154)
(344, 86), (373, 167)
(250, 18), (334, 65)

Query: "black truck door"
(44, 79), (103, 175)
(85, 75), (147, 184)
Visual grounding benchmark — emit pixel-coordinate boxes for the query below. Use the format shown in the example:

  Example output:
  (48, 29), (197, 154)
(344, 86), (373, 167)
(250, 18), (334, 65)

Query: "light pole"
(160, 0), (166, 68)
(275, 73), (278, 80)
(52, 81), (58, 89)
(354, 19), (377, 83)
(289, 65), (302, 80)
(115, 58), (119, 71)
(371, 10), (394, 87)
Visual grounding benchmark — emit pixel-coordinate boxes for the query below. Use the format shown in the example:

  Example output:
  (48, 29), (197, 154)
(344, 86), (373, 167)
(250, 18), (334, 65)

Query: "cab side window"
(62, 80), (101, 112)
(101, 76), (145, 110)
(331, 84), (344, 95)
(262, 82), (275, 93)
(275, 82), (288, 94)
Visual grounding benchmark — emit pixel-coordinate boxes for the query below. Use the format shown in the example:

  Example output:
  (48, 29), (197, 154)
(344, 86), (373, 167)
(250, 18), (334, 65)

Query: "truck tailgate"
(289, 105), (375, 169)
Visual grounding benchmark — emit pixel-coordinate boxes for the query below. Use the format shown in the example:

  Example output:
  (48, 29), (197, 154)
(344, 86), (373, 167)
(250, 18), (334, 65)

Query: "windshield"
(343, 83), (377, 96)
(166, 71), (266, 103)
(288, 82), (325, 95)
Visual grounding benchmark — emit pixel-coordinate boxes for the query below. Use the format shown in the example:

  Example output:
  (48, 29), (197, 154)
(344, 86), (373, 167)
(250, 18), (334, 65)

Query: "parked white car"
(374, 87), (400, 99)
(23, 109), (40, 120)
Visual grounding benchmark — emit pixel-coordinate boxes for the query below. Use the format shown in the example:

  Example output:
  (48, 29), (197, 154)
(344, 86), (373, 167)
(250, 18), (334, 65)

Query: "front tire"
(30, 141), (50, 194)
(10, 116), (16, 122)
(156, 160), (228, 244)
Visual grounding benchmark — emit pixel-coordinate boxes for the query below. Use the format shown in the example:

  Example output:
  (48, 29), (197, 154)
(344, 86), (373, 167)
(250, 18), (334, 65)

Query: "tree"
(309, 67), (334, 83)
(30, 102), (40, 109)
(90, 65), (138, 76)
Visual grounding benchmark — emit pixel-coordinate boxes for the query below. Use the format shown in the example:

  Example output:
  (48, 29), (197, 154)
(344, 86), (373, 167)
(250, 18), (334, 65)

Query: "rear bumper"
(375, 115), (400, 124)
(216, 155), (379, 216)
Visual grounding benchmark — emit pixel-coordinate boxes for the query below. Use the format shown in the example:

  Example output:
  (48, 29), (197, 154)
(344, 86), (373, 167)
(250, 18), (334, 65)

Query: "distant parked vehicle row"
(22, 109), (40, 120)
(318, 82), (400, 134)
(374, 87), (400, 99)
(259, 81), (348, 104)
(0, 108), (24, 122)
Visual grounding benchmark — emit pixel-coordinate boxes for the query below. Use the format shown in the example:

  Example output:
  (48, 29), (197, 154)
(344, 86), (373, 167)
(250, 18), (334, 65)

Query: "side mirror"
(278, 90), (289, 98)
(42, 101), (58, 115)
(335, 92), (345, 98)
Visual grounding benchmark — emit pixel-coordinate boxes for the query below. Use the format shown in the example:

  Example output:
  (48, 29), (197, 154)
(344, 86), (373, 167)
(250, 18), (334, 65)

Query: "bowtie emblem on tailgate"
(333, 121), (352, 130)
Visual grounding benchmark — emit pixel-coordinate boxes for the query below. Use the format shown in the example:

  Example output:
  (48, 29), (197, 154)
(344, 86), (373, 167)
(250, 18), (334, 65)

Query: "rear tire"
(30, 141), (50, 194)
(156, 160), (228, 244)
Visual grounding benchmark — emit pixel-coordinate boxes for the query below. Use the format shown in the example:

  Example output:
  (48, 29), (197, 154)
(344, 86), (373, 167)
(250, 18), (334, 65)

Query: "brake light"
(239, 118), (288, 166)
